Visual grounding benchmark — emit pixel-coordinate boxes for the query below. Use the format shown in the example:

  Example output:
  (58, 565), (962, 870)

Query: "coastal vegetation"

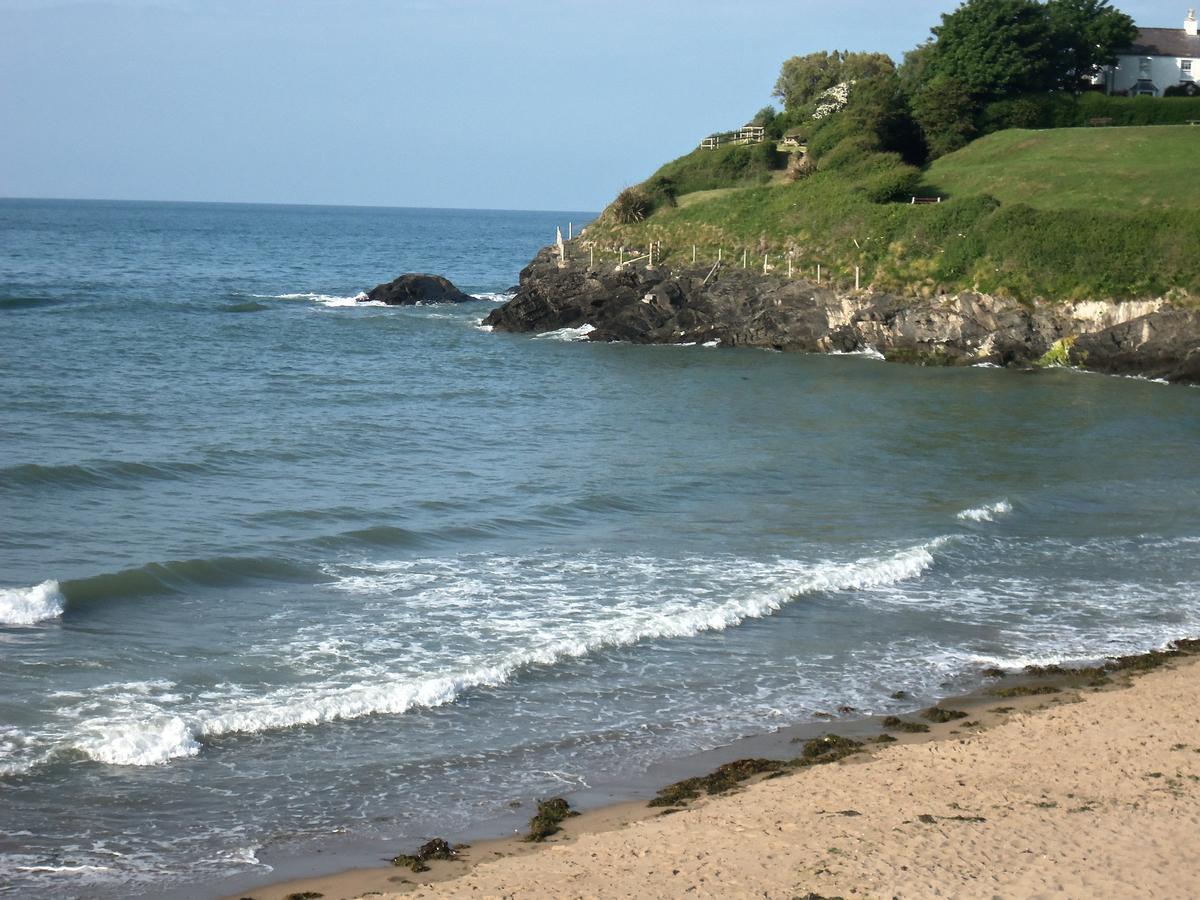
(583, 0), (1200, 303)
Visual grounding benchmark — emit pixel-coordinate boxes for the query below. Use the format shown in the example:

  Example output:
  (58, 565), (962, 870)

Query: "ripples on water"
(1, 199), (1199, 897)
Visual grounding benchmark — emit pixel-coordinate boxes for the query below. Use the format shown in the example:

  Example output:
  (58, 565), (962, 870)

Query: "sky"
(0, 0), (1184, 211)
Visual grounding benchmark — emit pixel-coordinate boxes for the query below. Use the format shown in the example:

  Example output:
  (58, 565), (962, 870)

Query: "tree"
(927, 0), (1059, 99)
(773, 51), (896, 111)
(842, 74), (928, 164)
(1045, 0), (1138, 90)
(911, 75), (978, 159)
(898, 40), (936, 92)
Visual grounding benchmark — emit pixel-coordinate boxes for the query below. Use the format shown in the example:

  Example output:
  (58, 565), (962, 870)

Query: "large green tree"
(1045, 0), (1138, 89)
(925, 0), (1138, 99)
(773, 51), (895, 110)
(910, 75), (979, 158)
(927, 0), (1059, 99)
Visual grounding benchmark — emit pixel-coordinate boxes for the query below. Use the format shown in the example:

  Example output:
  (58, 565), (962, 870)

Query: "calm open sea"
(1, 198), (1198, 897)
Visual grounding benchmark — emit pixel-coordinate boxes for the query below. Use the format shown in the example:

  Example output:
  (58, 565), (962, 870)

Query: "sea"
(1, 198), (1198, 898)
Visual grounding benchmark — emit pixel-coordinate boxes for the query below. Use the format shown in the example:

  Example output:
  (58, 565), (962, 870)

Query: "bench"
(910, 196), (942, 205)
(1088, 117), (1114, 127)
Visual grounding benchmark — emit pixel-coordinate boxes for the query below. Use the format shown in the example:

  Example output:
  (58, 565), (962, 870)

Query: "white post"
(817, 264), (821, 284)
(855, 266), (860, 290)
(718, 248), (722, 263)
(619, 248), (624, 266)
(648, 242), (654, 270)
(692, 244), (697, 263)
(742, 248), (747, 269)
(788, 254), (793, 278)
(763, 254), (768, 275)
(568, 222), (573, 240)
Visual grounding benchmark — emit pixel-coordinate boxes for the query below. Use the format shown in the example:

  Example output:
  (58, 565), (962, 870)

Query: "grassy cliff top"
(582, 125), (1200, 302)
(925, 126), (1200, 211)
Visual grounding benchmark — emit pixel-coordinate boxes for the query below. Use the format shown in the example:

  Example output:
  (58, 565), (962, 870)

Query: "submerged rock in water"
(365, 273), (475, 306)
(482, 246), (1200, 384)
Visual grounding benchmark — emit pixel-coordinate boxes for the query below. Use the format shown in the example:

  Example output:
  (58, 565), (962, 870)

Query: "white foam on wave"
(828, 347), (885, 361)
(534, 323), (596, 342)
(956, 500), (1012, 523)
(472, 291), (516, 303)
(0, 580), (65, 626)
(50, 540), (945, 767)
(74, 715), (201, 767)
(266, 292), (385, 308)
(702, 339), (720, 348)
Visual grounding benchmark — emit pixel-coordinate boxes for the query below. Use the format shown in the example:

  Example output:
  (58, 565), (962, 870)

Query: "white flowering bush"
(812, 81), (854, 120)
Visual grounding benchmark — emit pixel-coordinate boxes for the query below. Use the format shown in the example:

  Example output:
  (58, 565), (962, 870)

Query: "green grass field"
(924, 126), (1200, 211)
(585, 125), (1200, 301)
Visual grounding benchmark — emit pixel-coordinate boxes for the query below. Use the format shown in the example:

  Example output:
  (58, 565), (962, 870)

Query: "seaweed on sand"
(392, 837), (459, 872)
(792, 734), (863, 766)
(523, 798), (580, 841)
(647, 758), (785, 808)
(882, 716), (930, 733)
(919, 706), (968, 723)
(988, 684), (1060, 698)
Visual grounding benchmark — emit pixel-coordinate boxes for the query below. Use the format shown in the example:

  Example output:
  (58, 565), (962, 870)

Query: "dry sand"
(246, 656), (1200, 900)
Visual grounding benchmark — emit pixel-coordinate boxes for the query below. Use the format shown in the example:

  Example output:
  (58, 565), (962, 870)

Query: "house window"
(1184, 60), (1195, 80)
(1139, 57), (1152, 75)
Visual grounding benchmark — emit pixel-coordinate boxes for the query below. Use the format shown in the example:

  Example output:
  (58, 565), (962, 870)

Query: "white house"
(1106, 9), (1200, 95)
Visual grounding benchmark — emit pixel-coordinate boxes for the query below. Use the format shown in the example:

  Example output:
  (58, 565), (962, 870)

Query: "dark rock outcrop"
(482, 246), (1199, 384)
(366, 273), (475, 306)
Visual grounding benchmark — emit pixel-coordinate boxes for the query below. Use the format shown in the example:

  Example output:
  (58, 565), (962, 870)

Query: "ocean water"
(1, 198), (1199, 898)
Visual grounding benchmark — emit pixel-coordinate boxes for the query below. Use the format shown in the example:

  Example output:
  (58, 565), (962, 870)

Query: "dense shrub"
(817, 135), (884, 172)
(611, 187), (652, 224)
(642, 142), (784, 197)
(981, 92), (1200, 129)
(806, 114), (870, 162)
(859, 164), (923, 203)
(1164, 83), (1200, 98)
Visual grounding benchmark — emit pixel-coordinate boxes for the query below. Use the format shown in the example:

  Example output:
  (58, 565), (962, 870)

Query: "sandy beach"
(244, 646), (1200, 900)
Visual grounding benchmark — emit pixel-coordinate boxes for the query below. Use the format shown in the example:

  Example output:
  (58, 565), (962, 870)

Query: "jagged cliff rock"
(483, 247), (1200, 383)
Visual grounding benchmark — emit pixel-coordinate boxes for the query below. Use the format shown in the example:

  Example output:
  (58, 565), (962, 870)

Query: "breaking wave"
(0, 581), (65, 626)
(264, 292), (386, 308)
(534, 323), (596, 342)
(957, 500), (1013, 523)
(11, 539), (945, 769)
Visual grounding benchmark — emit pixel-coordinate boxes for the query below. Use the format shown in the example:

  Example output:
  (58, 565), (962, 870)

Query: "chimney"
(1187, 9), (1198, 37)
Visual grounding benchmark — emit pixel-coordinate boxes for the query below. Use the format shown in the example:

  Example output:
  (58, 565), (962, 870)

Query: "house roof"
(1125, 27), (1200, 58)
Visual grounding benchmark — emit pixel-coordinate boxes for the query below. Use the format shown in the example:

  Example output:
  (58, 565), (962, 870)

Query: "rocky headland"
(483, 246), (1200, 384)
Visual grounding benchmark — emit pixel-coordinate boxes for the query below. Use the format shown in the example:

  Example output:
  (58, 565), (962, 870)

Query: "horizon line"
(0, 194), (601, 216)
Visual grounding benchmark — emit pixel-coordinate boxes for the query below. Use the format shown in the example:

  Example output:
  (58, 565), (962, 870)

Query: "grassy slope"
(925, 126), (1200, 211)
(586, 126), (1200, 301)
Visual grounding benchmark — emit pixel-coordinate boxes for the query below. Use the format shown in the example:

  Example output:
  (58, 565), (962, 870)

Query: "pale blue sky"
(0, 0), (1181, 210)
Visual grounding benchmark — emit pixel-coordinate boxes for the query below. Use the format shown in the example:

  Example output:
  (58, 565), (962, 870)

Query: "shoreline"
(482, 247), (1200, 385)
(230, 638), (1200, 900)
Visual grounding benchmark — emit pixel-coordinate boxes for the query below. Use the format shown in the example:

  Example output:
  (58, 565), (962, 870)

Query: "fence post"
(817, 264), (822, 284)
(788, 254), (793, 278)
(718, 248), (723, 264)
(742, 248), (747, 269)
(692, 244), (697, 264)
(855, 266), (860, 290)
(619, 248), (624, 266)
(568, 222), (573, 240)
(763, 254), (768, 275)
(648, 242), (654, 270)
